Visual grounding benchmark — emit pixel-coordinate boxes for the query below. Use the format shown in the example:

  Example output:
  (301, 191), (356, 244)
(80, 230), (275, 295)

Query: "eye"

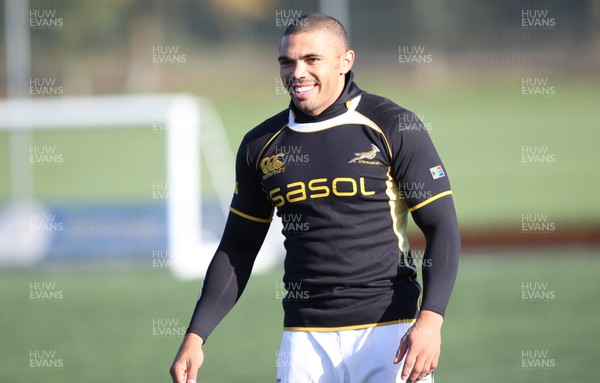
(306, 57), (319, 63)
(279, 59), (291, 66)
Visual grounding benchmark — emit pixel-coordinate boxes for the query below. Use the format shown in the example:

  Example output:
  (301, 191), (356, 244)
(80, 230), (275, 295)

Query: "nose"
(291, 61), (307, 81)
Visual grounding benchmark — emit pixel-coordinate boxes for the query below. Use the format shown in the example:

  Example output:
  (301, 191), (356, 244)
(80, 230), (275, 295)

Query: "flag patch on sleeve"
(430, 165), (445, 179)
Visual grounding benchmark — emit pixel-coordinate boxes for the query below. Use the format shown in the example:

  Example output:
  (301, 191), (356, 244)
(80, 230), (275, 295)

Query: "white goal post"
(0, 94), (283, 278)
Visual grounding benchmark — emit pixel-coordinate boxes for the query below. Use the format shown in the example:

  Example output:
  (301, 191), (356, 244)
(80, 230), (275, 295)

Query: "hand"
(394, 310), (443, 382)
(170, 332), (205, 383)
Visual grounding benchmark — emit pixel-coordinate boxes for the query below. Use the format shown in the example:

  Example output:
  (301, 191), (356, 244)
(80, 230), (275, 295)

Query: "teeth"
(295, 85), (314, 93)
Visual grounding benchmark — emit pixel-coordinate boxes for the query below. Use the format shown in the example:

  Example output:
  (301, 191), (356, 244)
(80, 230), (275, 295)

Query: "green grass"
(1, 250), (599, 382)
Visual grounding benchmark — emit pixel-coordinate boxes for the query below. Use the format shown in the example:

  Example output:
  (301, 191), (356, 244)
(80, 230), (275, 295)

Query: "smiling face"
(279, 31), (354, 116)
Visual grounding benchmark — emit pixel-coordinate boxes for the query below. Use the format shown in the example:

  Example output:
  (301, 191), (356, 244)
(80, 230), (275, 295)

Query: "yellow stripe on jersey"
(408, 190), (453, 212)
(255, 124), (289, 171)
(284, 319), (416, 332)
(385, 168), (413, 272)
(352, 110), (393, 159)
(229, 207), (272, 223)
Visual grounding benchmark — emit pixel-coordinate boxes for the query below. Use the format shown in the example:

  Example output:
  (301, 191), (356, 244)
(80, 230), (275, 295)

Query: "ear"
(339, 49), (355, 75)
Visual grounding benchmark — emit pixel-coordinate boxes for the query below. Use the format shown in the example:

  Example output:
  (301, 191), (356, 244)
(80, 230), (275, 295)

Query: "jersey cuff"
(229, 207), (272, 223)
(185, 328), (208, 344)
(408, 190), (452, 212)
(419, 305), (446, 318)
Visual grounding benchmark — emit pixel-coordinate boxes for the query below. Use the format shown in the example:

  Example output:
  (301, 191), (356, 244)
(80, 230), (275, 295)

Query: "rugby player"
(170, 13), (460, 383)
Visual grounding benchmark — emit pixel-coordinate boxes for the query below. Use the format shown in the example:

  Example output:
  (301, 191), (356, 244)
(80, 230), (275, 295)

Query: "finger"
(186, 358), (198, 383)
(408, 367), (424, 382)
(408, 356), (427, 383)
(415, 360), (430, 382)
(170, 360), (187, 383)
(425, 358), (439, 378)
(422, 360), (436, 377)
(400, 351), (416, 380)
(404, 350), (425, 382)
(429, 360), (438, 374)
(175, 361), (196, 383)
(419, 351), (438, 377)
(394, 336), (409, 364)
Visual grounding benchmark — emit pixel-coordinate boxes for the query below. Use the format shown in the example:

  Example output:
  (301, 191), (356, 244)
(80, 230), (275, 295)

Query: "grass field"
(1, 250), (599, 382)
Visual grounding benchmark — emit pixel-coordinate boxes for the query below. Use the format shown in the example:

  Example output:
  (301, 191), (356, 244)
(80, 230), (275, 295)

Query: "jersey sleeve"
(389, 111), (452, 210)
(229, 139), (274, 223)
(388, 109), (460, 317)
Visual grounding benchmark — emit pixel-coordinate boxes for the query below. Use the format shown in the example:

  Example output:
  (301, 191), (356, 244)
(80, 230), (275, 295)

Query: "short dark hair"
(282, 13), (350, 52)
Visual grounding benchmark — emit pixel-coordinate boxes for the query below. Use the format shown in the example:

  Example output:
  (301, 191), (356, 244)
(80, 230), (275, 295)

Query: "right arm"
(170, 212), (271, 383)
(171, 129), (276, 382)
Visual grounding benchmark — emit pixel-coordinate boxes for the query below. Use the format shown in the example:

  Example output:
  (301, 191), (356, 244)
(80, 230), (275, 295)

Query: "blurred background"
(1, 0), (599, 382)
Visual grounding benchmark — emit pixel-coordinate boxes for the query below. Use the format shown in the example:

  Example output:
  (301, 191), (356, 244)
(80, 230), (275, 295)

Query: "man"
(171, 13), (460, 383)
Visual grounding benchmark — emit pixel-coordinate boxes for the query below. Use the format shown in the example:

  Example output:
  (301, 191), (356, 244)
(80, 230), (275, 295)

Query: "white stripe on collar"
(287, 95), (363, 133)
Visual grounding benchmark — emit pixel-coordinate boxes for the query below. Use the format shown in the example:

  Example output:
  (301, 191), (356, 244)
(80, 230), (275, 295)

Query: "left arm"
(413, 193), (460, 317)
(380, 108), (460, 382)
(395, 195), (460, 382)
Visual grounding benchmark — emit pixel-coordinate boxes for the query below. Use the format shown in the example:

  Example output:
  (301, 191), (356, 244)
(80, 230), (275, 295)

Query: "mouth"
(290, 83), (317, 100)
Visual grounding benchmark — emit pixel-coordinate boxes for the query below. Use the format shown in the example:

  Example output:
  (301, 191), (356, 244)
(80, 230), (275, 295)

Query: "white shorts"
(276, 322), (434, 383)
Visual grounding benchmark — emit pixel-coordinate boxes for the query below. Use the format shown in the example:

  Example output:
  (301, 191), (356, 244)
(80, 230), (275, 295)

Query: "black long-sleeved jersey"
(187, 72), (460, 339)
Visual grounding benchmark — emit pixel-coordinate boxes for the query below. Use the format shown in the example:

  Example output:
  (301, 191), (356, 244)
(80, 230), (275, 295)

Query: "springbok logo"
(348, 144), (380, 164)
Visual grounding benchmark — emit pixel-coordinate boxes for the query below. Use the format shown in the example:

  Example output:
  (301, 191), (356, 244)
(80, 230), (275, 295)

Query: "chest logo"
(261, 153), (286, 180)
(348, 144), (381, 165)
